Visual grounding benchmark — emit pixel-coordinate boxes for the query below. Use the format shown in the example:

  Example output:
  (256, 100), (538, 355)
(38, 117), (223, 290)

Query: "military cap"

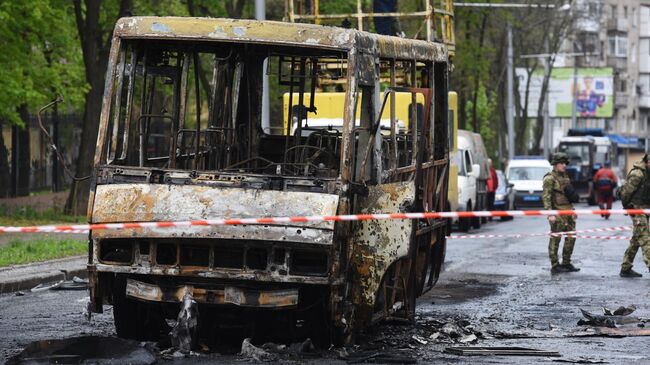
(550, 152), (570, 165)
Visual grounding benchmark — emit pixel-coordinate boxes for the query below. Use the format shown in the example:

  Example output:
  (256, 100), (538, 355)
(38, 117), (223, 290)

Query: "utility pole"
(255, 0), (270, 133)
(570, 56), (578, 129)
(543, 38), (550, 159)
(507, 23), (515, 161)
(52, 103), (60, 192)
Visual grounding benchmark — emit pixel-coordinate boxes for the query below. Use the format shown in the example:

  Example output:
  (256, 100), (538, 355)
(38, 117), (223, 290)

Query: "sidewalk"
(0, 255), (87, 294)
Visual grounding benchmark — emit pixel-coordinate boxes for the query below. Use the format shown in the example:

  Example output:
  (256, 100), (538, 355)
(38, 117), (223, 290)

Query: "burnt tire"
(112, 275), (166, 341)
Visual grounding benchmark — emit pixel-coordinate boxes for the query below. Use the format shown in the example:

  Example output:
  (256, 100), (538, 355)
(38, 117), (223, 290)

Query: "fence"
(2, 112), (83, 197)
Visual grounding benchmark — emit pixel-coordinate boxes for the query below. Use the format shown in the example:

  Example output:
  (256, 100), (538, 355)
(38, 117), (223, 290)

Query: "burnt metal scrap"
(170, 293), (198, 353)
(444, 346), (561, 357)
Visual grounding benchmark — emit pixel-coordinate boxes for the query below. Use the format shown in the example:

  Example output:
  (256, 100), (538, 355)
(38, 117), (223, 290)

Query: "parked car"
(506, 157), (552, 210)
(493, 170), (514, 220)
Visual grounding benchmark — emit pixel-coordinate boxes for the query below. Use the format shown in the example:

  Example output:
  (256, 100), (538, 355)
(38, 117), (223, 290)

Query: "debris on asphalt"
(342, 350), (416, 364)
(240, 338), (278, 362)
(578, 308), (642, 328)
(573, 326), (650, 337)
(459, 334), (477, 343)
(444, 346), (561, 357)
(30, 272), (88, 292)
(440, 322), (463, 338)
(6, 336), (156, 365)
(170, 293), (199, 353)
(552, 356), (608, 364)
(31, 280), (64, 292)
(411, 335), (428, 344)
(602, 305), (636, 316)
(579, 309), (617, 328)
(14, 291), (24, 296)
(287, 338), (317, 355)
(53, 276), (88, 290)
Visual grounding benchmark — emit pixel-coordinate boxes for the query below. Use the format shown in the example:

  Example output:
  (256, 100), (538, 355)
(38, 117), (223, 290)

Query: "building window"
(618, 79), (627, 93)
(608, 34), (628, 57)
(610, 4), (617, 19)
(624, 6), (628, 19)
(641, 74), (650, 94)
(633, 8), (637, 27)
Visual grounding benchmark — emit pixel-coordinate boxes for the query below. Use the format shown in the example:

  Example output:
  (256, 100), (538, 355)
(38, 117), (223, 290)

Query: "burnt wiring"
(37, 96), (91, 181)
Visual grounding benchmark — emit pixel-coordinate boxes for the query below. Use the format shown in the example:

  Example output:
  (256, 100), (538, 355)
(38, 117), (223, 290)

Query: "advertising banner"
(516, 67), (614, 118)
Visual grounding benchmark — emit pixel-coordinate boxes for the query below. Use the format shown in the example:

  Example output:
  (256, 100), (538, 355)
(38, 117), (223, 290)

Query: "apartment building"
(552, 0), (649, 158)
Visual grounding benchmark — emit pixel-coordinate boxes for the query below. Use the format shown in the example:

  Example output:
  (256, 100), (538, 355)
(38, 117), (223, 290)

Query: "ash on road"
(2, 202), (649, 364)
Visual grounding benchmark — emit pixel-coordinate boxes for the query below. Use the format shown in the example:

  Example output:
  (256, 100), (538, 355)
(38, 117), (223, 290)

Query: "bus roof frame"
(113, 17), (448, 62)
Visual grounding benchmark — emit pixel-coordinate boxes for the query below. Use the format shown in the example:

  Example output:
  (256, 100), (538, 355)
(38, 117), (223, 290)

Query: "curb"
(0, 256), (88, 294)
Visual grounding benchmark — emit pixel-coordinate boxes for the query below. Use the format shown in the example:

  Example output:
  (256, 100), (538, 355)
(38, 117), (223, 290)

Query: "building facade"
(568, 0), (650, 142)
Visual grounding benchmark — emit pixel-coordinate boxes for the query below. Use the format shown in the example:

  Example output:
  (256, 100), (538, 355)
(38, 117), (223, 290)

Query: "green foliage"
(465, 83), (498, 160)
(0, 0), (86, 126)
(0, 205), (84, 226)
(0, 238), (86, 267)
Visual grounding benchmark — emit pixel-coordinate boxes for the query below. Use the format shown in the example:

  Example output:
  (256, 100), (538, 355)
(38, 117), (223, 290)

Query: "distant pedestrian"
(543, 152), (580, 274)
(486, 158), (499, 219)
(593, 161), (617, 219)
(618, 154), (650, 278)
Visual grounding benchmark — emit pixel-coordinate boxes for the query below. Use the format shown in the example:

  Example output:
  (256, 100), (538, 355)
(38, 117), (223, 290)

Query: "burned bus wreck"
(88, 17), (450, 344)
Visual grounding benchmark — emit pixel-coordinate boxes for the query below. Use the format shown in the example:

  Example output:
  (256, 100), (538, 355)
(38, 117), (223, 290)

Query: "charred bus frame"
(88, 17), (449, 343)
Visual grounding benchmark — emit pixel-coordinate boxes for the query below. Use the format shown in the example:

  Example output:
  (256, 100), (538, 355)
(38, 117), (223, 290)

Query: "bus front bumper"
(125, 278), (299, 308)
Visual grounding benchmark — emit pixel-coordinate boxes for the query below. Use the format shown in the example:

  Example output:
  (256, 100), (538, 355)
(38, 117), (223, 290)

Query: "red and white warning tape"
(448, 225), (633, 240)
(0, 208), (647, 234)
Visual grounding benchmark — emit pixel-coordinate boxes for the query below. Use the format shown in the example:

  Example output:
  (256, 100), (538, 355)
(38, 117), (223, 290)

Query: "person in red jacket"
(593, 161), (618, 219)
(487, 159), (499, 218)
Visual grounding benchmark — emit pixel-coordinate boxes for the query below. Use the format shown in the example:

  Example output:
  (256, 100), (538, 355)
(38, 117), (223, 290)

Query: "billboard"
(516, 67), (614, 118)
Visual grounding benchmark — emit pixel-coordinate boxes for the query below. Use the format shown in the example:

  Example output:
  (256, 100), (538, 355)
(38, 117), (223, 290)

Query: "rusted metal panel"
(91, 183), (339, 230)
(351, 181), (414, 307)
(114, 17), (356, 50)
(126, 278), (299, 308)
(96, 264), (334, 285)
(92, 225), (333, 245)
(111, 17), (447, 62)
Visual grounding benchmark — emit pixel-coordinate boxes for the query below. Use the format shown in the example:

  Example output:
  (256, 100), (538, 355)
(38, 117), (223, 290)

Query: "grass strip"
(0, 206), (84, 227)
(0, 238), (86, 267)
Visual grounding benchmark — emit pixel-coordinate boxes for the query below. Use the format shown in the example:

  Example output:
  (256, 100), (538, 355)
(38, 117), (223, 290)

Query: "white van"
(506, 157), (552, 210)
(457, 132), (481, 231)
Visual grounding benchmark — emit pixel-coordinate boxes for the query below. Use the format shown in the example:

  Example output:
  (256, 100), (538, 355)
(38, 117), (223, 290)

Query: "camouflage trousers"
(548, 215), (576, 267)
(621, 215), (650, 271)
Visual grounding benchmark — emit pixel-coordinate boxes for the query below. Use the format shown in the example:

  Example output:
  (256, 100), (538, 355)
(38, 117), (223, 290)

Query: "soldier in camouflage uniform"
(619, 153), (650, 278)
(543, 152), (580, 274)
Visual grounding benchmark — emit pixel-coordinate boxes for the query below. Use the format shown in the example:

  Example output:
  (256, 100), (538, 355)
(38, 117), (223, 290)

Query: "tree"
(0, 1), (86, 197)
(66, 0), (133, 214)
(512, 4), (575, 156)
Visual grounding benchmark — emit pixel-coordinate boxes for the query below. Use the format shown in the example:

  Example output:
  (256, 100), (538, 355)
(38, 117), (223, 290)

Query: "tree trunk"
(0, 120), (12, 198)
(66, 0), (133, 215)
(225, 0), (246, 18)
(16, 105), (31, 197)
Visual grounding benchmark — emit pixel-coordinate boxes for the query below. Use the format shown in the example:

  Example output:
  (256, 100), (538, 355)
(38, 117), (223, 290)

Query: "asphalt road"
(2, 201), (650, 364)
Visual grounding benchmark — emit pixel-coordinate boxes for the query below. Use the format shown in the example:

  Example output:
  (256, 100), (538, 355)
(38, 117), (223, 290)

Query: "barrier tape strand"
(0, 208), (647, 234)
